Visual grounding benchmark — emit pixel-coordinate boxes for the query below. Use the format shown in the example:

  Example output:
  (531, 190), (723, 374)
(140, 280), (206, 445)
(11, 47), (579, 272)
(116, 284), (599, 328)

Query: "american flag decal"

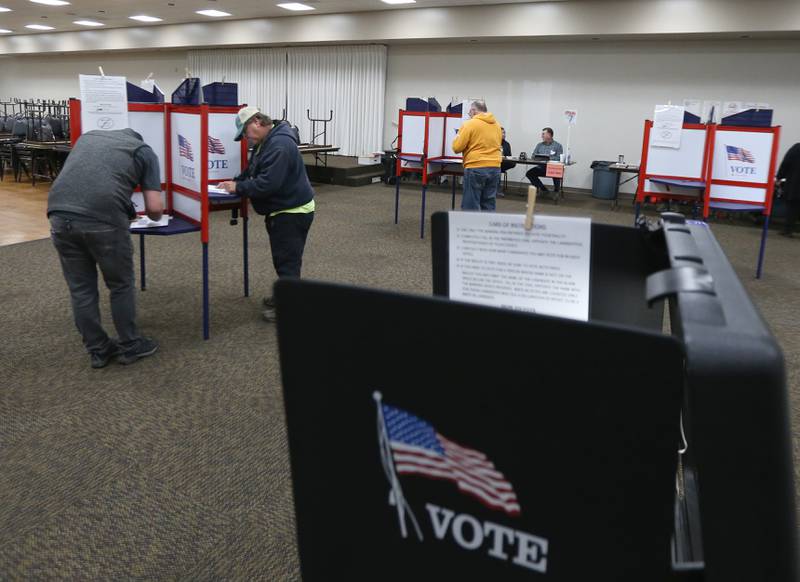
(178, 134), (194, 161)
(726, 145), (755, 163)
(208, 135), (226, 155)
(381, 403), (521, 516)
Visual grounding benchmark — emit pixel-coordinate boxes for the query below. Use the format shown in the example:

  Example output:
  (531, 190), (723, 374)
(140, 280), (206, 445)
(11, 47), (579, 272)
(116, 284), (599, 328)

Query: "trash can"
(590, 161), (620, 200)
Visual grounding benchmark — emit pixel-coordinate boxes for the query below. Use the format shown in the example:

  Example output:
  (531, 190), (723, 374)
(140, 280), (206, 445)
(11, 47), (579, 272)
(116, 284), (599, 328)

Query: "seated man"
(525, 127), (563, 194)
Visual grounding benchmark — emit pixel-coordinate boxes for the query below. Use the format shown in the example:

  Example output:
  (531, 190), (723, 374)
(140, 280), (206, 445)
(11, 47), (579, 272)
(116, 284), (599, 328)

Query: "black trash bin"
(591, 160), (621, 201)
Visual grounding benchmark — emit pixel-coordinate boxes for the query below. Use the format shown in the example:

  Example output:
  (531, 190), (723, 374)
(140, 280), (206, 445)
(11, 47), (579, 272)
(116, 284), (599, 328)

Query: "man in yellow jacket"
(452, 100), (503, 211)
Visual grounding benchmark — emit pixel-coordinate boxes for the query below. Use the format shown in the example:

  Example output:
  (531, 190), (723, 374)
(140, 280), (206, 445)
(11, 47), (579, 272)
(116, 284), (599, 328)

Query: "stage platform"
(303, 154), (385, 187)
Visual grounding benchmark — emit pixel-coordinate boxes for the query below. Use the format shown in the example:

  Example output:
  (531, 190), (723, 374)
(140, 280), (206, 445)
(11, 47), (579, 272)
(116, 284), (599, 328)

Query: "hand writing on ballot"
(217, 181), (237, 193)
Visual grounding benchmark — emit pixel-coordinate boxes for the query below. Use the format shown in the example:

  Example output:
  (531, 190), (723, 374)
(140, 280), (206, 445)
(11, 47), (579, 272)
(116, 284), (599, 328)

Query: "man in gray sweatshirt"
(525, 127), (564, 195)
(48, 128), (163, 368)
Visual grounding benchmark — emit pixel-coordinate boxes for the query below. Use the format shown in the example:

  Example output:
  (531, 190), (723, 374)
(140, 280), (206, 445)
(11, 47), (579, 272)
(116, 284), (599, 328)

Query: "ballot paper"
(652, 104), (685, 149)
(208, 185), (235, 195)
(448, 211), (591, 321)
(130, 215), (171, 229)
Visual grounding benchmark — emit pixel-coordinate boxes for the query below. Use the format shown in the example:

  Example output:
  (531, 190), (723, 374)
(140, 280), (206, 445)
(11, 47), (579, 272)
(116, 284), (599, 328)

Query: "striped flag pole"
(373, 391), (424, 541)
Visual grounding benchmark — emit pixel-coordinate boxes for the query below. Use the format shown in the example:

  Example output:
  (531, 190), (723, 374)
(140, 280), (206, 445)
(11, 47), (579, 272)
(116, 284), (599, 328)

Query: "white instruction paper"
(79, 74), (129, 132)
(652, 104), (685, 149)
(130, 215), (171, 229)
(448, 212), (591, 321)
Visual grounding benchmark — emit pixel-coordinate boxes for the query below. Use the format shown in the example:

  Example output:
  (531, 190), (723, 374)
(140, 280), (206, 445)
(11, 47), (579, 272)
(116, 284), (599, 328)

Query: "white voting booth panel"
(709, 184), (769, 203)
(646, 128), (707, 178)
(208, 113), (241, 182)
(129, 110), (167, 213)
(172, 191), (202, 222)
(130, 111), (166, 183)
(443, 117), (464, 160)
(400, 114), (426, 155)
(171, 112), (202, 193)
(710, 129), (775, 204)
(427, 116), (444, 159)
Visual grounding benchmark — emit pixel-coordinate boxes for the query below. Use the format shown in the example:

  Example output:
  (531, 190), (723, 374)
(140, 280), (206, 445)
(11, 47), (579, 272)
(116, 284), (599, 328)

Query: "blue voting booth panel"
(202, 83), (238, 107)
(405, 97), (441, 112)
(721, 108), (774, 128)
(172, 78), (202, 105)
(126, 82), (164, 104)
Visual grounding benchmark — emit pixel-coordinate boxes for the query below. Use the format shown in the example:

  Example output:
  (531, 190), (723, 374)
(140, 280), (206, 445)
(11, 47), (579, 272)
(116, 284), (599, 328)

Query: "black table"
(504, 157), (575, 203)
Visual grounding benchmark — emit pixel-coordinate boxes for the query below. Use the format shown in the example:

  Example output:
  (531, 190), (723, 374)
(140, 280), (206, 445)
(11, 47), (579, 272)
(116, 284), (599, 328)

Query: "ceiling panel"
(0, 0), (555, 35)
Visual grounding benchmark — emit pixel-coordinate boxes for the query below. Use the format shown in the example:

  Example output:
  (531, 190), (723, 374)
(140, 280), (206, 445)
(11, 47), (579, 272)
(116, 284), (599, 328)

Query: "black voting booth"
(275, 213), (797, 581)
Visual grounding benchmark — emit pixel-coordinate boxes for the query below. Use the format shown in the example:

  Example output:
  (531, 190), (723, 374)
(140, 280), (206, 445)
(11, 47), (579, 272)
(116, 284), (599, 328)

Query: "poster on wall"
(79, 74), (129, 131)
(652, 104), (684, 149)
(171, 112), (201, 192)
(207, 113), (241, 181)
(563, 109), (578, 126)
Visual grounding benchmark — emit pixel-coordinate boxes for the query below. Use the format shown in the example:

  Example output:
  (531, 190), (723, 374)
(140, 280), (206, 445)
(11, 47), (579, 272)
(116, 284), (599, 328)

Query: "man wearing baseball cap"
(217, 107), (315, 322)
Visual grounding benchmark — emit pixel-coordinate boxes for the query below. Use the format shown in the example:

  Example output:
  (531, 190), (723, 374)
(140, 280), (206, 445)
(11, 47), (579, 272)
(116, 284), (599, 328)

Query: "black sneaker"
(262, 307), (277, 323)
(262, 296), (276, 309)
(90, 341), (121, 369)
(117, 338), (159, 365)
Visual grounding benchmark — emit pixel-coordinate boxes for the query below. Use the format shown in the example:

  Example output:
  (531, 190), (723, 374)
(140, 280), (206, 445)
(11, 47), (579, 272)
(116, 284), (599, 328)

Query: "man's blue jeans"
(462, 167), (500, 211)
(50, 213), (141, 355)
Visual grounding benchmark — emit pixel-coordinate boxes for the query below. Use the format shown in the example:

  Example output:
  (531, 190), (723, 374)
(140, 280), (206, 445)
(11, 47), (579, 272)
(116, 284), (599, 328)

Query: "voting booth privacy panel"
(275, 213), (797, 581)
(69, 99), (246, 241)
(637, 120), (781, 218)
(394, 109), (464, 237)
(637, 120), (781, 279)
(69, 99), (248, 339)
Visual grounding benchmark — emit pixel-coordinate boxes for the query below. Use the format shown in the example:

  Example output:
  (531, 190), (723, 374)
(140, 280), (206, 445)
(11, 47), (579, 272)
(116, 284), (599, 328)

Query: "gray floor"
(1, 183), (797, 579)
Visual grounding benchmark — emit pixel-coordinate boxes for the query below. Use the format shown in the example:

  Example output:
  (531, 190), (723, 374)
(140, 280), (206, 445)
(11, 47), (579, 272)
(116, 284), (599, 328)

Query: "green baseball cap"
(234, 106), (261, 141)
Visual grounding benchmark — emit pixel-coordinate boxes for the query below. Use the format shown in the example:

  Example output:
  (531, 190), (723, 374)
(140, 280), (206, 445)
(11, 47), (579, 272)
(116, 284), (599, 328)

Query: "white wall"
(385, 40), (800, 192)
(0, 50), (188, 101)
(1, 39), (799, 195)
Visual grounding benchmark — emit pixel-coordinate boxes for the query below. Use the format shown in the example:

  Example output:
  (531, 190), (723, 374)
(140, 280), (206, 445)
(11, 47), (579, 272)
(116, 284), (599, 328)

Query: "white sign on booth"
(171, 112), (202, 192)
(448, 212), (591, 322)
(208, 113), (241, 181)
(646, 128), (707, 179)
(712, 130), (774, 183)
(79, 74), (129, 132)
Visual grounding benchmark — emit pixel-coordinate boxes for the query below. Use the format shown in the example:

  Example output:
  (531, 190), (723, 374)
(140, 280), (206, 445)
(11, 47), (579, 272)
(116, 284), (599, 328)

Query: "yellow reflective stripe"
(269, 199), (316, 217)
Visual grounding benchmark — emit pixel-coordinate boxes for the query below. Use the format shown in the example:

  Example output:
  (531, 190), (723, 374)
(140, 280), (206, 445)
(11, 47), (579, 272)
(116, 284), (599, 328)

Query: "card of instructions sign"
(448, 212), (591, 321)
(79, 74), (129, 132)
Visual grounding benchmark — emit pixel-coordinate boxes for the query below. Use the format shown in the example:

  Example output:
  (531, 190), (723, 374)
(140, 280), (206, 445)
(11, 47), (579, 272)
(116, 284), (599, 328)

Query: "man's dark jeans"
(462, 167), (500, 211)
(50, 213), (141, 354)
(265, 212), (314, 278)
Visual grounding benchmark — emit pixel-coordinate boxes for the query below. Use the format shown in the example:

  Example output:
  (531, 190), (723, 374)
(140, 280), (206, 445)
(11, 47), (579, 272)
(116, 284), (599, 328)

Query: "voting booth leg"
(243, 216), (250, 297)
(139, 234), (146, 291)
(202, 242), (210, 340)
(394, 179), (400, 224)
(451, 177), (456, 210)
(420, 185), (428, 239)
(756, 216), (770, 279)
